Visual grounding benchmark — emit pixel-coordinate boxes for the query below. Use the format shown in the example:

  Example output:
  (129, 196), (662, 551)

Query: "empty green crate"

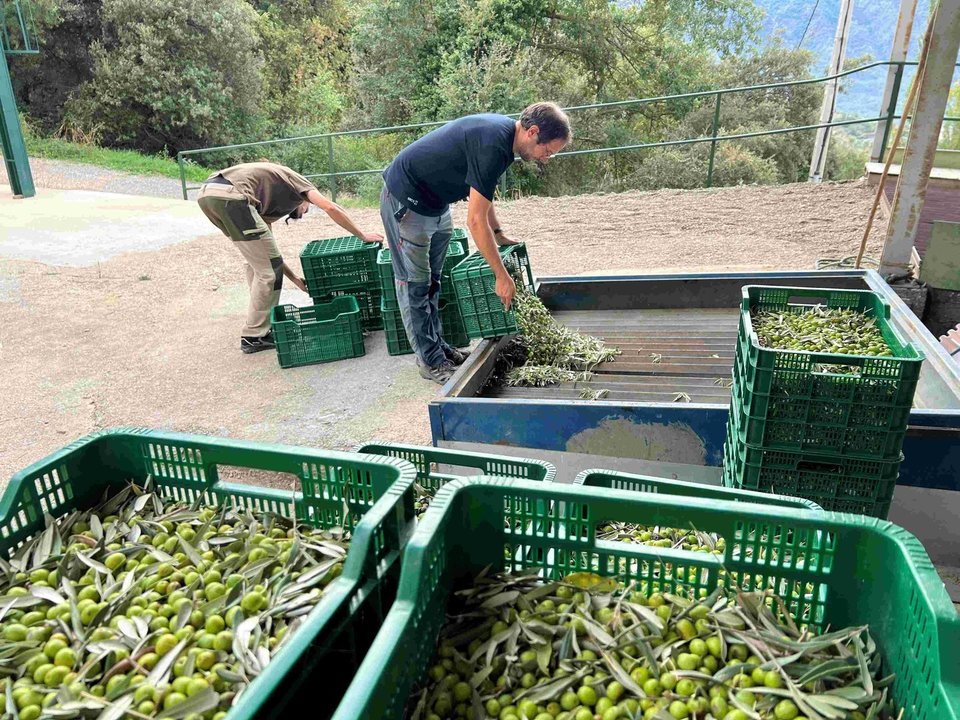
(451, 256), (519, 339)
(574, 468), (822, 510)
(315, 287), (383, 332)
(331, 478), (960, 720)
(271, 296), (365, 369)
(724, 406), (900, 518)
(439, 299), (470, 348)
(301, 236), (381, 298)
(381, 300), (413, 356)
(6, 429), (418, 720)
(377, 244), (467, 311)
(450, 227), (468, 256)
(734, 286), (923, 458)
(355, 442), (555, 507)
(499, 242), (535, 290)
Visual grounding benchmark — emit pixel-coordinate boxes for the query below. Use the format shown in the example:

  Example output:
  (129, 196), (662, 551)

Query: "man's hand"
(360, 231), (384, 243)
(496, 272), (516, 311)
(495, 232), (520, 247)
(291, 276), (308, 293)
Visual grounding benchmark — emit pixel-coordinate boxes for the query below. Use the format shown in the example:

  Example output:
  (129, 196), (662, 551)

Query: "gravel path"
(28, 158), (191, 199)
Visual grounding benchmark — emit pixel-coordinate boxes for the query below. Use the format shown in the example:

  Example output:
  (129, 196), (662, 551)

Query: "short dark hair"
(519, 102), (572, 145)
(285, 205), (306, 224)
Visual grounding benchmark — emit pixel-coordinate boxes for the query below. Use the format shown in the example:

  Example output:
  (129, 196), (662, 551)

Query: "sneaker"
(418, 360), (458, 384)
(240, 332), (276, 354)
(444, 346), (471, 366)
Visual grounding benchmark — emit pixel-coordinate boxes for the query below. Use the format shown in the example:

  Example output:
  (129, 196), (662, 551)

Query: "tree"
(64, 0), (266, 153)
(253, 0), (353, 136)
(942, 81), (960, 150)
(348, 0), (761, 127)
(628, 45), (820, 189)
(7, 0), (98, 133)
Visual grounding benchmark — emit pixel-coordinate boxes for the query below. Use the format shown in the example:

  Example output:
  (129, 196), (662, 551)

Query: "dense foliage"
(8, 0), (872, 197)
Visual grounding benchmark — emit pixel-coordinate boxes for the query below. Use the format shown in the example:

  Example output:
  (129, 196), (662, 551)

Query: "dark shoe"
(444, 346), (470, 366)
(240, 332), (276, 354)
(418, 360), (457, 384)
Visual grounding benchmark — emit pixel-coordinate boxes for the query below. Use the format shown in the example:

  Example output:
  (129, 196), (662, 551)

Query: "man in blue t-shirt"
(381, 101), (572, 384)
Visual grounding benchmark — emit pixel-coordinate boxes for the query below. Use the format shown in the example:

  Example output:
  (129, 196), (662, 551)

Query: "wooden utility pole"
(808, 0), (855, 182)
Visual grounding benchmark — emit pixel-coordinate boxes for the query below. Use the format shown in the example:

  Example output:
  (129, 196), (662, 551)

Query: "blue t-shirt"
(384, 114), (515, 216)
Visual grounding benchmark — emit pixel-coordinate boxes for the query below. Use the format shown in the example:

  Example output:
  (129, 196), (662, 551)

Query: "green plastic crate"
(6, 429), (418, 720)
(315, 287), (383, 332)
(450, 227), (468, 256)
(499, 242), (535, 291)
(355, 442), (555, 499)
(451, 255), (519, 339)
(574, 468), (822, 511)
(734, 286), (923, 459)
(301, 236), (380, 298)
(731, 334), (914, 459)
(378, 244), (467, 312)
(271, 297), (365, 369)
(439, 299), (469, 348)
(724, 404), (900, 518)
(331, 478), (960, 720)
(381, 300), (413, 356)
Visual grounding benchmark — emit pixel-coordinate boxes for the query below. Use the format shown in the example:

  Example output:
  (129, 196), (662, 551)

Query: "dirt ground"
(0, 179), (887, 483)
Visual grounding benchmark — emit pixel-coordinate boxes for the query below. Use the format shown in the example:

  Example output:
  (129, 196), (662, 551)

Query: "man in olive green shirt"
(198, 162), (383, 353)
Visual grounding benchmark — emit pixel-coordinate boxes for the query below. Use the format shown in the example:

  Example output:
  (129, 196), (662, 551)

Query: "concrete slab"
(0, 184), (212, 267)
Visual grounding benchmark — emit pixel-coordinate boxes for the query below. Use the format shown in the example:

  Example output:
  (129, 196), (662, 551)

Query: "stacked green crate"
(378, 243), (469, 350)
(377, 243), (466, 310)
(439, 300), (469, 348)
(301, 236), (383, 331)
(449, 227), (468, 256)
(724, 286), (924, 518)
(381, 298), (413, 356)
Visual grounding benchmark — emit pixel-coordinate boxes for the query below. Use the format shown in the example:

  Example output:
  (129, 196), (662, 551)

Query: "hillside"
(756, 0), (935, 116)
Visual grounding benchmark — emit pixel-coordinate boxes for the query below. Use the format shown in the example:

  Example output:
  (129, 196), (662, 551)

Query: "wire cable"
(796, 0), (822, 50)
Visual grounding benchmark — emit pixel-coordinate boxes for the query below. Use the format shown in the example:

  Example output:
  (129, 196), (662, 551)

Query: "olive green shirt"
(212, 162), (316, 223)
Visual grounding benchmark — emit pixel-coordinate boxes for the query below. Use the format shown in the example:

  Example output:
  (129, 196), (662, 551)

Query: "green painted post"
(878, 62), (905, 162)
(705, 93), (722, 188)
(178, 153), (188, 200)
(0, 50), (34, 197)
(326, 135), (337, 203)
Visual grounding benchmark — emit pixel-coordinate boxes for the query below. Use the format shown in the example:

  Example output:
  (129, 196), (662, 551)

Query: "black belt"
(204, 175), (233, 186)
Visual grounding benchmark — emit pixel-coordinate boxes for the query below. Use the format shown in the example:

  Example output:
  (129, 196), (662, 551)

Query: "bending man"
(381, 102), (571, 384)
(198, 161), (382, 354)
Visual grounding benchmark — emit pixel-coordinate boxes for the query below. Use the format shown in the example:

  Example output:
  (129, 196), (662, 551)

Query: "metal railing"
(1, 0), (39, 55)
(177, 60), (955, 201)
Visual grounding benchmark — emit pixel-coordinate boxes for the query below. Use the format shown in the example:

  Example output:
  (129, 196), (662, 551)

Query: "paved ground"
(29, 158), (189, 199)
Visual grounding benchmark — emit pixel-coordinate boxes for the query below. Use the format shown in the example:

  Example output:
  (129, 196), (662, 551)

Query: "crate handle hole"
(215, 466), (302, 495)
(793, 460), (843, 474)
(787, 294), (829, 306)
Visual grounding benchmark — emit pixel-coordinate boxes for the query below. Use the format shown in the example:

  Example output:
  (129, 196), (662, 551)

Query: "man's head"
(286, 200), (310, 224)
(515, 102), (572, 168)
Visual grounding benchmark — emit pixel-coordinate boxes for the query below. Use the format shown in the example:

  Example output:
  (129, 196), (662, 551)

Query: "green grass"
(24, 132), (216, 184)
